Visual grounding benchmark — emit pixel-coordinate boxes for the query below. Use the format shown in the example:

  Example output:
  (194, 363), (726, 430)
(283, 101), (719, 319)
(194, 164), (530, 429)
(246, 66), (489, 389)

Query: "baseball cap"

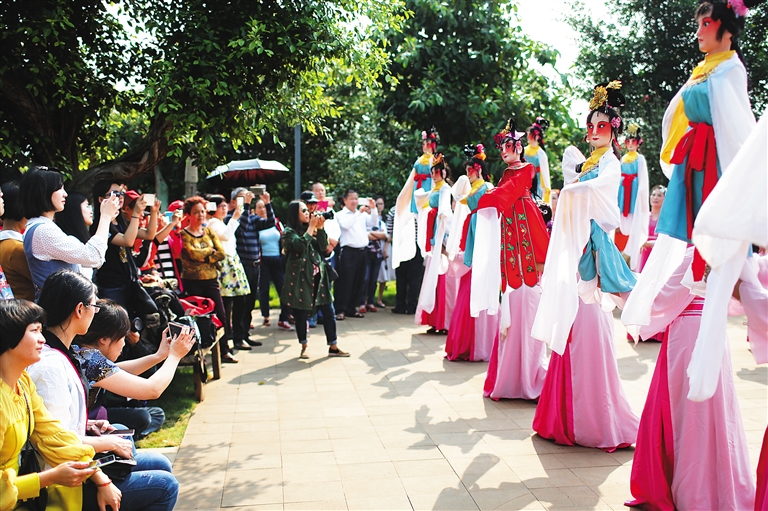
(300, 191), (319, 203)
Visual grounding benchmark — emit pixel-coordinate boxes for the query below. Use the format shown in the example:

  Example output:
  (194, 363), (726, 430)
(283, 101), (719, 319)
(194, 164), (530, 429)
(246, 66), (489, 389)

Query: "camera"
(318, 210), (334, 220)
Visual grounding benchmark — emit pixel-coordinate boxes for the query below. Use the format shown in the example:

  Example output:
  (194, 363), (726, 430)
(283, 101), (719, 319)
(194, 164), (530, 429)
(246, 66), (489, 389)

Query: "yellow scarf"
(418, 153), (432, 166)
(582, 147), (609, 174)
(524, 146), (539, 158)
(661, 51), (735, 165)
(622, 151), (639, 164)
(433, 180), (445, 191)
(461, 178), (486, 205)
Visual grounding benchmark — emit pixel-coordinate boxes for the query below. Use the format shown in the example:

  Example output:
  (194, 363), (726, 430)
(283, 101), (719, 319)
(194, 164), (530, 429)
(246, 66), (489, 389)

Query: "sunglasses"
(300, 208), (309, 213)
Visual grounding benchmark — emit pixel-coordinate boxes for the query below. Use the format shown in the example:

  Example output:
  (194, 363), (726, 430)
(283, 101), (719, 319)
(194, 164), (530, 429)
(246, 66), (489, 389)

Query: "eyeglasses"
(105, 191), (125, 198)
(83, 303), (101, 313)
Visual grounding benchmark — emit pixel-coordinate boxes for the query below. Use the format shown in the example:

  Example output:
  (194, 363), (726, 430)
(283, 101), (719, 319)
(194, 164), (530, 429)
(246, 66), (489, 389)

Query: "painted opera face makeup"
(586, 112), (613, 150)
(527, 132), (538, 148)
(500, 139), (521, 165)
(696, 15), (723, 54)
(422, 140), (434, 155)
(625, 139), (639, 152)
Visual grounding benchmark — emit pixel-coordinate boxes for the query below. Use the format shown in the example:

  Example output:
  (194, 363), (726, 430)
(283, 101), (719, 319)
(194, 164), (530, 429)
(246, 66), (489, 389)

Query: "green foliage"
(0, 0), (407, 183)
(375, 0), (580, 184)
(566, 0), (768, 188)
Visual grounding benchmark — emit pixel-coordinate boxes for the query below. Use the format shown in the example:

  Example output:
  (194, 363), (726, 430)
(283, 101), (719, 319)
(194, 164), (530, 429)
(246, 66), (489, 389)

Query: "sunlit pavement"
(172, 308), (765, 510)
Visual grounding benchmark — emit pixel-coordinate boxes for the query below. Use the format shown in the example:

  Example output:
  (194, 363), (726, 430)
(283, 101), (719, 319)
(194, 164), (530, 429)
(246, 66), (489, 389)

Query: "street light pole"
(294, 125), (301, 199)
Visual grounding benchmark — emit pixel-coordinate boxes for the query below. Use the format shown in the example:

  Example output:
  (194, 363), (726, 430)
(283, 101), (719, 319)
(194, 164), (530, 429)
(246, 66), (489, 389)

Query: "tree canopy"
(566, 0), (768, 186)
(0, 0), (407, 189)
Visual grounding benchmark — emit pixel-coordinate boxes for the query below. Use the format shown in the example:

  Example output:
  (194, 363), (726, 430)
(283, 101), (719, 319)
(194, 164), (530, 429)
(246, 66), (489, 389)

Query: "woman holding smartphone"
(1, 298), (121, 511)
(26, 270), (184, 511)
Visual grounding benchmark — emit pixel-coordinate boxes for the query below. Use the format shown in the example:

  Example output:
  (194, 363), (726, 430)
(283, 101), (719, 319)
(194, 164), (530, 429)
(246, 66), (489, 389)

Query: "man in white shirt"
(335, 189), (377, 319)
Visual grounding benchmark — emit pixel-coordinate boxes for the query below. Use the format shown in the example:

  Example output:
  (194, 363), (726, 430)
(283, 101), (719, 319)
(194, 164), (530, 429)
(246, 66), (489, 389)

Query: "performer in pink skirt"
(625, 249), (755, 510)
(471, 118), (549, 400)
(533, 81), (639, 450)
(445, 144), (498, 361)
(415, 154), (457, 334)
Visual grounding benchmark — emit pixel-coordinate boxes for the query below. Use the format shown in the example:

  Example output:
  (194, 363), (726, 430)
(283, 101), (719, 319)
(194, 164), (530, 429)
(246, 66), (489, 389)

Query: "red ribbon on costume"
(620, 173), (638, 217)
(425, 207), (438, 252)
(670, 121), (719, 281)
(459, 213), (474, 252)
(413, 173), (429, 189)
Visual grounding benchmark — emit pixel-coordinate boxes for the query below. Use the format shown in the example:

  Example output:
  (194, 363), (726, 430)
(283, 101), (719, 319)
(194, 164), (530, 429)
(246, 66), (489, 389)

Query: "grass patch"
(135, 366), (197, 449)
(266, 280), (397, 308)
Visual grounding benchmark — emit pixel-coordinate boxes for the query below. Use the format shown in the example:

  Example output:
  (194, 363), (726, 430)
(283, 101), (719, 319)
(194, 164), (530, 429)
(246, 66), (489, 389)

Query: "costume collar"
(524, 146), (539, 157)
(622, 151), (639, 164)
(432, 180), (445, 191)
(461, 179), (486, 204)
(418, 153), (433, 166)
(582, 147), (610, 173)
(689, 50), (735, 83)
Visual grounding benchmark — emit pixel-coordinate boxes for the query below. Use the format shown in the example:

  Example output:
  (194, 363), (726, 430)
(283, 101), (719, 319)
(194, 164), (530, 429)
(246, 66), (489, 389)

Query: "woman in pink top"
(638, 185), (666, 271)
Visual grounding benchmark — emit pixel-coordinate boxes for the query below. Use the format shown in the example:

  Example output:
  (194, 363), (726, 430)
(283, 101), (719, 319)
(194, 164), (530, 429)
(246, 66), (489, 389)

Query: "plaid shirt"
(226, 203), (276, 263)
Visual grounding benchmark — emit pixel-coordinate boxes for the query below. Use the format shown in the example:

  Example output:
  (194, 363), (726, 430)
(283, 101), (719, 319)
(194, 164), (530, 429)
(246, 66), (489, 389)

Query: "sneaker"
(300, 344), (309, 359)
(328, 347), (350, 357)
(278, 321), (295, 331)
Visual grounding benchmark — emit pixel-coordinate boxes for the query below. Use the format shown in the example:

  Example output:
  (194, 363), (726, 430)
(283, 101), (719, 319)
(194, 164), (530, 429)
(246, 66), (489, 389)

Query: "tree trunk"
(70, 117), (172, 194)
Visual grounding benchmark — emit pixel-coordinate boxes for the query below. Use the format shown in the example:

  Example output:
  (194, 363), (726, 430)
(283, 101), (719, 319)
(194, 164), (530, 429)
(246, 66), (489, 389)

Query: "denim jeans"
(107, 407), (166, 440)
(83, 452), (178, 511)
(292, 303), (336, 345)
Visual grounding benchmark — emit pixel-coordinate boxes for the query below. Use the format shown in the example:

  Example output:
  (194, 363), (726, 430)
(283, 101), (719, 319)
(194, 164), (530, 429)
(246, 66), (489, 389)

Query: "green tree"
(376, 0), (580, 184)
(566, 0), (768, 187)
(0, 0), (406, 190)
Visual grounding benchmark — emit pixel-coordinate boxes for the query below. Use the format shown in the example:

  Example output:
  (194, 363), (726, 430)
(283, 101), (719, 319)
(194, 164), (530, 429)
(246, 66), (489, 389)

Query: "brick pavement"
(171, 309), (766, 510)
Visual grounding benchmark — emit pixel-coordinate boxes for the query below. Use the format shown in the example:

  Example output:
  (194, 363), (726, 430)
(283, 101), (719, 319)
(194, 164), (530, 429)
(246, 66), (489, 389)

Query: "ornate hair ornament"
(494, 118), (525, 149)
(421, 126), (440, 143)
(726, 0), (750, 17)
(589, 80), (624, 111)
(625, 122), (643, 142)
(432, 153), (445, 167)
(529, 116), (550, 134)
(462, 143), (487, 161)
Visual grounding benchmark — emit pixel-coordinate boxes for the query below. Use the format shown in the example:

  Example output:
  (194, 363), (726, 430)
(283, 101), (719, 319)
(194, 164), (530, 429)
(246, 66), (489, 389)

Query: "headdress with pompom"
(494, 118), (525, 149)
(463, 143), (487, 161)
(421, 126), (440, 144)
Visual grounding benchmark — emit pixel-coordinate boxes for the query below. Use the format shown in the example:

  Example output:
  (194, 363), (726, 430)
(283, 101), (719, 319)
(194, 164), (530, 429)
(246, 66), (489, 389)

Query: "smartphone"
(103, 429), (135, 437)
(250, 185), (265, 196)
(316, 200), (328, 212)
(168, 321), (186, 338)
(164, 211), (173, 222)
(88, 455), (117, 468)
(144, 193), (155, 207)
(236, 196), (244, 209)
(206, 201), (217, 212)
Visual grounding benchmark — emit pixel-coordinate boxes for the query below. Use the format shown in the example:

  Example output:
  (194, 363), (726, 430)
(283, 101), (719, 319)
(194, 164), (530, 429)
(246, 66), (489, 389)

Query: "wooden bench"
(179, 333), (222, 402)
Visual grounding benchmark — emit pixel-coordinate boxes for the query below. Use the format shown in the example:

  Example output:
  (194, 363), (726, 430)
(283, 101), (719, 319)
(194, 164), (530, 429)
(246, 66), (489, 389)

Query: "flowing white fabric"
(392, 169), (417, 269)
(693, 115), (768, 267)
(624, 54), (756, 345)
(447, 176), (472, 260)
(531, 147), (622, 355)
(687, 114), (764, 402)
(469, 208), (501, 317)
(414, 185), (452, 315)
(622, 154), (650, 271)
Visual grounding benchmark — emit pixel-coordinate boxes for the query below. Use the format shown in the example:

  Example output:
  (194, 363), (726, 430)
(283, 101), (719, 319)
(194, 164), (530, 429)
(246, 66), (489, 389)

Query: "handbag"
(92, 451), (136, 481)
(323, 259), (338, 282)
(18, 393), (48, 511)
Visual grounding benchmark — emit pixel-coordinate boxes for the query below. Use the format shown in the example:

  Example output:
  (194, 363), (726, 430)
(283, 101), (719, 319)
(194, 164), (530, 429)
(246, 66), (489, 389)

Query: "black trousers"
(292, 303), (337, 345)
(222, 295), (247, 342)
(237, 261), (260, 338)
(394, 251), (424, 313)
(335, 246), (367, 316)
(182, 278), (230, 358)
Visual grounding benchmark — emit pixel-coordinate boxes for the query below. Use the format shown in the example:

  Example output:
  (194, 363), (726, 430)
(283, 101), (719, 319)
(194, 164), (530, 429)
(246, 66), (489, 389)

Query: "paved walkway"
(171, 309), (766, 510)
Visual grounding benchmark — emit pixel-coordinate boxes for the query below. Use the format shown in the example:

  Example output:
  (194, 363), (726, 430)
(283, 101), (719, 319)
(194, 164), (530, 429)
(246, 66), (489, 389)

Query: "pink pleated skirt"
(445, 270), (497, 361)
(533, 299), (639, 451)
(483, 284), (547, 400)
(626, 299), (755, 510)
